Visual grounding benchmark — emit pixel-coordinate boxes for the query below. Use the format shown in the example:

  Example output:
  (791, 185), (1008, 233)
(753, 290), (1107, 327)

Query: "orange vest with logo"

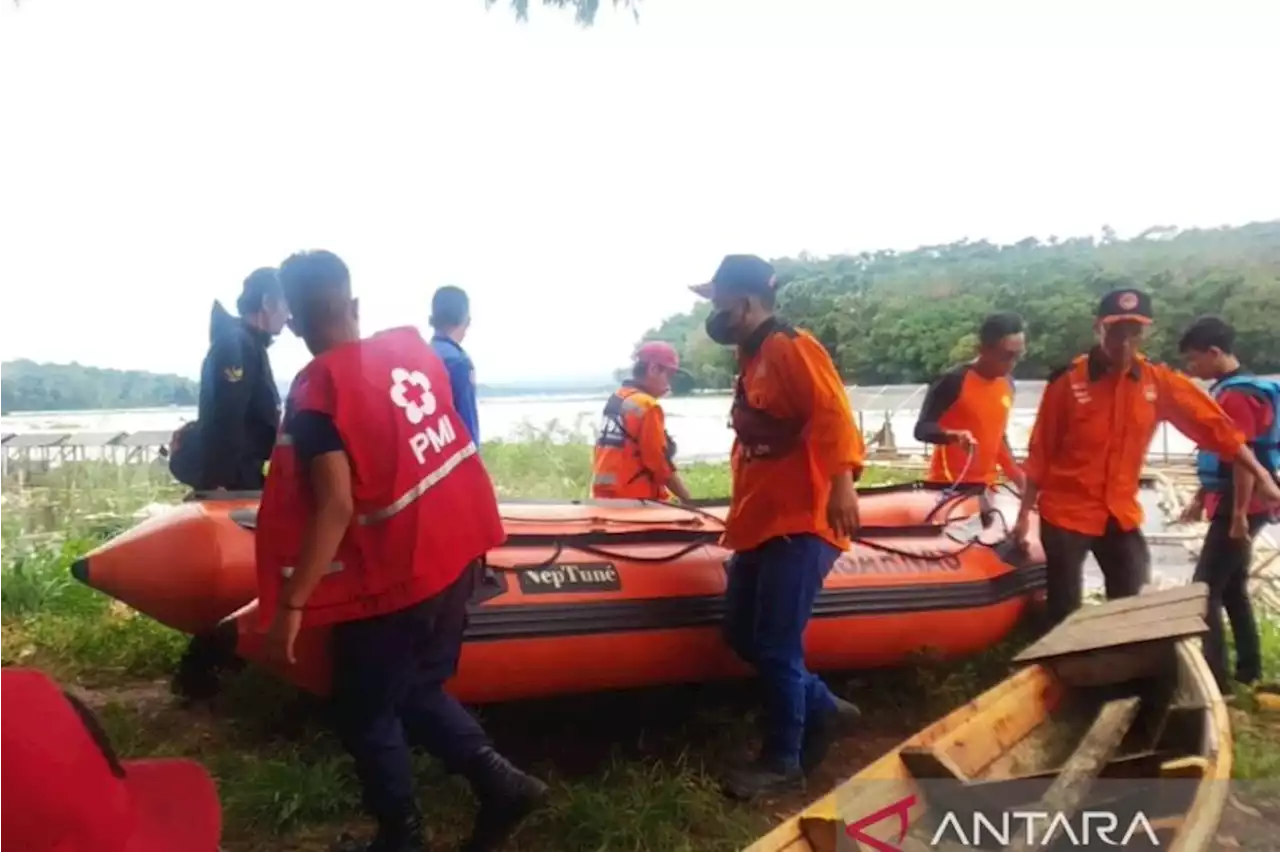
(255, 326), (506, 628)
(926, 369), (1016, 485)
(591, 385), (675, 500)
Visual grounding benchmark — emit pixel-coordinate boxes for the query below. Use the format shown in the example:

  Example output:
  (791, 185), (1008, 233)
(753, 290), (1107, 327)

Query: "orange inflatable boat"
(73, 482), (1045, 705)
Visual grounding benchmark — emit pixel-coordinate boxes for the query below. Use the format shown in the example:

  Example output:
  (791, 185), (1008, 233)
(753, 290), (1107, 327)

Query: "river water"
(0, 380), (1210, 464)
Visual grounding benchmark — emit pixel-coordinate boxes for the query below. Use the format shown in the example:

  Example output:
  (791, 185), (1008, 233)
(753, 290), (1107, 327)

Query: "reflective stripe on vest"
(255, 326), (506, 629)
(358, 440), (478, 525)
(595, 389), (647, 451)
(592, 388), (657, 490)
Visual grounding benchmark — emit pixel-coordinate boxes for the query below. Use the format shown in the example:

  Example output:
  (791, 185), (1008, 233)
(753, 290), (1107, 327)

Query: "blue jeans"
(723, 533), (839, 770)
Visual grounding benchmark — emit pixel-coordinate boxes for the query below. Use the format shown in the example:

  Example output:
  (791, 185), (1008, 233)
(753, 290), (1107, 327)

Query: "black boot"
(800, 695), (862, 773)
(721, 755), (806, 801)
(171, 623), (241, 704)
(330, 810), (428, 852)
(460, 747), (549, 852)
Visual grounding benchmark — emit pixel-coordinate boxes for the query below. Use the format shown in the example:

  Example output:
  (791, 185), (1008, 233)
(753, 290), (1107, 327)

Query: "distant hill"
(641, 220), (1280, 388)
(1, 360), (199, 414)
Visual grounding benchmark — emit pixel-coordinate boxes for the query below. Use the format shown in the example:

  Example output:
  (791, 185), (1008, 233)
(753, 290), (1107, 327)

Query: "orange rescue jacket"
(591, 384), (677, 500)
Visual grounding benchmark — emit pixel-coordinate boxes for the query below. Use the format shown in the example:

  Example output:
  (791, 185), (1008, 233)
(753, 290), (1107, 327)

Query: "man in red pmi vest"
(256, 250), (547, 852)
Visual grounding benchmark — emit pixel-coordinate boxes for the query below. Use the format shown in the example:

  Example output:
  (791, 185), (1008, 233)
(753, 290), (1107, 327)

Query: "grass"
(3, 423), (1278, 850)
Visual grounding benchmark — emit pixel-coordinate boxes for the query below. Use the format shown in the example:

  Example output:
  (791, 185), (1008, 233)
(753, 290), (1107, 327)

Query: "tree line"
(0, 360), (199, 414)
(638, 221), (1280, 390)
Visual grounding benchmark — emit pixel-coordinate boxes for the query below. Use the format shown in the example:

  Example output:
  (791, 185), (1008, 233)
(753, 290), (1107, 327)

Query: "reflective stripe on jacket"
(255, 326), (506, 628)
(591, 384), (676, 500)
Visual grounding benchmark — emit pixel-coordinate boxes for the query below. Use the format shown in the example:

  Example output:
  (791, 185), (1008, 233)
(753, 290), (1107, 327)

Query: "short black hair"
(978, 312), (1024, 347)
(430, 286), (470, 330)
(236, 267), (282, 316)
(277, 250), (351, 328)
(1178, 315), (1236, 355)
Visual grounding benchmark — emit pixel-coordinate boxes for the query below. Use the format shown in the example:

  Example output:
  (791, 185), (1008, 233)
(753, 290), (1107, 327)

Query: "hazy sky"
(2, 0), (1277, 384)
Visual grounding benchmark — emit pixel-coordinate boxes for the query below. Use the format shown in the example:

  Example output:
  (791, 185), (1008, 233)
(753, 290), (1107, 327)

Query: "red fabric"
(0, 668), (221, 852)
(256, 326), (506, 628)
(1205, 387), (1278, 518)
(634, 340), (681, 371)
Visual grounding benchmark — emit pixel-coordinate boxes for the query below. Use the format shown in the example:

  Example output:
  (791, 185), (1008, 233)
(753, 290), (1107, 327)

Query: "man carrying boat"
(1013, 288), (1280, 629)
(1176, 315), (1279, 692)
(914, 312), (1026, 489)
(590, 340), (694, 503)
(257, 250), (546, 852)
(691, 253), (863, 800)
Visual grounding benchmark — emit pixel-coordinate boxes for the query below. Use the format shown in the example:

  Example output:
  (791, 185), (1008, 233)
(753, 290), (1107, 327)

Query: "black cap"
(1096, 288), (1153, 324)
(690, 254), (777, 300)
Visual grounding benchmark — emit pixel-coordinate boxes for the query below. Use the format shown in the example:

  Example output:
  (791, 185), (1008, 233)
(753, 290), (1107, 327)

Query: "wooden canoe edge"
(1167, 638), (1233, 852)
(1013, 584), (1209, 666)
(741, 665), (1053, 852)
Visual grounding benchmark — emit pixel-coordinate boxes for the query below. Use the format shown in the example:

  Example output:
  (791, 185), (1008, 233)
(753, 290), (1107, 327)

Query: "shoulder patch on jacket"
(1044, 364), (1071, 385)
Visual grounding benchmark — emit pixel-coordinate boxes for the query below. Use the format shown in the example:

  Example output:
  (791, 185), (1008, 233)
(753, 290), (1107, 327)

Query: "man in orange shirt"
(691, 254), (864, 800)
(1014, 289), (1280, 628)
(590, 340), (693, 503)
(914, 312), (1026, 488)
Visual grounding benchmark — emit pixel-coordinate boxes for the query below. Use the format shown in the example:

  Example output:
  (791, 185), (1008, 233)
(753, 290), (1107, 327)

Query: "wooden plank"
(1159, 755), (1210, 779)
(913, 752), (1176, 839)
(972, 749), (1172, 785)
(1015, 616), (1207, 664)
(928, 675), (1065, 780)
(1045, 640), (1178, 688)
(898, 745), (970, 782)
(1065, 597), (1208, 631)
(1004, 696), (1142, 852)
(1062, 583), (1207, 624)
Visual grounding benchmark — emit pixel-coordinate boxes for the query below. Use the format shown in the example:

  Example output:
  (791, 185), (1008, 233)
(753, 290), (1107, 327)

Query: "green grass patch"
(5, 432), (1276, 850)
(0, 433), (924, 850)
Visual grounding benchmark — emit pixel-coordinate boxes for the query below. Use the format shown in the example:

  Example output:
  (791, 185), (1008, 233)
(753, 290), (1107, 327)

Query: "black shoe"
(800, 695), (862, 774)
(329, 812), (428, 852)
(721, 758), (806, 801)
(170, 624), (241, 704)
(461, 747), (549, 852)
(1234, 669), (1260, 688)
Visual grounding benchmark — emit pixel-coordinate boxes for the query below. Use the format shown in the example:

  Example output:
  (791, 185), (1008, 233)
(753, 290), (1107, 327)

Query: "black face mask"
(705, 308), (741, 346)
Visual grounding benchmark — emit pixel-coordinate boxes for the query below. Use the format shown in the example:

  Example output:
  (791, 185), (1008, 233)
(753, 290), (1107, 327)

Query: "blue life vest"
(1195, 373), (1280, 493)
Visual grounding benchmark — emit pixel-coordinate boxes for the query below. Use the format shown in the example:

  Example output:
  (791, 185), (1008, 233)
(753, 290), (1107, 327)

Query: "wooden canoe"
(745, 583), (1231, 852)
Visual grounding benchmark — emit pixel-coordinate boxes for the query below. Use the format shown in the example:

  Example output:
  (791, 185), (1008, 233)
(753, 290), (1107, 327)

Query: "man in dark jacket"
(196, 268), (289, 490)
(172, 268), (289, 703)
(428, 286), (480, 443)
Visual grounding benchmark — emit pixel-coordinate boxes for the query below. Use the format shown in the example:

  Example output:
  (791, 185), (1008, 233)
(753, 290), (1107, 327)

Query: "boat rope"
(932, 446), (977, 508)
(501, 468), (1027, 569)
(508, 526), (992, 570)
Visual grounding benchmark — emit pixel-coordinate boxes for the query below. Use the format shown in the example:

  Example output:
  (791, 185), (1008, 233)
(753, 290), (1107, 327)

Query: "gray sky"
(2, 0), (1277, 384)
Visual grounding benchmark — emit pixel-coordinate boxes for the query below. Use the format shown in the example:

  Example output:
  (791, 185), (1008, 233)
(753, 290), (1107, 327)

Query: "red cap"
(1, 668), (223, 852)
(634, 340), (682, 372)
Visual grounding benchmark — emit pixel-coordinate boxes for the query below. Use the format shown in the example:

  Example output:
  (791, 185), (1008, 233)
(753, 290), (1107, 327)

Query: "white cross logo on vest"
(389, 367), (437, 425)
